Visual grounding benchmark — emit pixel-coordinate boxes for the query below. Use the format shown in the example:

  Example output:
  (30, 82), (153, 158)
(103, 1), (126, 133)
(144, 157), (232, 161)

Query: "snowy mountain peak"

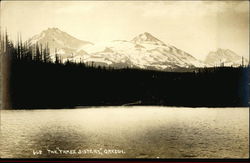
(27, 27), (92, 59)
(132, 32), (166, 46)
(205, 48), (249, 67)
(36, 27), (68, 39)
(216, 48), (234, 54)
(30, 27), (92, 45)
(42, 27), (66, 36)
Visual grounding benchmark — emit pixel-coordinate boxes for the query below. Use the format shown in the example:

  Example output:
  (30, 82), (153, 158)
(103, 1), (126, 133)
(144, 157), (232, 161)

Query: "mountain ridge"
(28, 27), (93, 59)
(27, 28), (248, 70)
(205, 48), (248, 67)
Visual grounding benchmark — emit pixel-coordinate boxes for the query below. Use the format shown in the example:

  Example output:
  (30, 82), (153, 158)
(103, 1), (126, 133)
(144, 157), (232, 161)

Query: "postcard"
(0, 0), (249, 159)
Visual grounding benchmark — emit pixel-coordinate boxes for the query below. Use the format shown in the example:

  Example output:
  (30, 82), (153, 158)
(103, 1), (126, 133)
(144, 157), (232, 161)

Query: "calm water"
(0, 107), (249, 158)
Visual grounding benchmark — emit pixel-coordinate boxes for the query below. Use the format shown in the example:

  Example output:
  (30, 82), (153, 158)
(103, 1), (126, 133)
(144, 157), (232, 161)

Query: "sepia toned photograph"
(0, 0), (249, 159)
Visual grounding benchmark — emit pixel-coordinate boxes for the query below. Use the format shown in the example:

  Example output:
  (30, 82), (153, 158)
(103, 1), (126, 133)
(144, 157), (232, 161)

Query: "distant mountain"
(28, 28), (205, 70)
(77, 32), (204, 69)
(27, 28), (93, 60)
(205, 48), (249, 67)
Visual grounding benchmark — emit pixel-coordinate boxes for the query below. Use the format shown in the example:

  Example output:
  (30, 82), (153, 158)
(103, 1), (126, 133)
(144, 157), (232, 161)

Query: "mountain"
(27, 28), (93, 60)
(28, 28), (204, 70)
(77, 32), (204, 69)
(205, 48), (249, 67)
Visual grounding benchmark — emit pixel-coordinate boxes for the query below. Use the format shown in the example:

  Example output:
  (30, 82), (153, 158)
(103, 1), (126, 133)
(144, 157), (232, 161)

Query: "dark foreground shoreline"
(3, 61), (250, 109)
(9, 63), (250, 109)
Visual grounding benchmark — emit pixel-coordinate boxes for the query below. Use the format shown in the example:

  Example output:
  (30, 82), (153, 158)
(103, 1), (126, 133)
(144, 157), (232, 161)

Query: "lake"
(0, 106), (249, 158)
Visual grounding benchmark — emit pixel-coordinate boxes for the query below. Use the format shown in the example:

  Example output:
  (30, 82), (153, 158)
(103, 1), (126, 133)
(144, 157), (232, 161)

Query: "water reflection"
(1, 107), (249, 158)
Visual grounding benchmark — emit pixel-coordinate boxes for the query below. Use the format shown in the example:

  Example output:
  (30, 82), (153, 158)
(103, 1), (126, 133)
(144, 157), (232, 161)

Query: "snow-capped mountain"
(77, 32), (204, 69)
(205, 48), (249, 67)
(27, 28), (205, 70)
(27, 28), (93, 59)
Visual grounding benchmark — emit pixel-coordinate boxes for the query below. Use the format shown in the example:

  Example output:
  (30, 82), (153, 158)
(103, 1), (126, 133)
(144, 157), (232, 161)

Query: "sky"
(1, 0), (249, 60)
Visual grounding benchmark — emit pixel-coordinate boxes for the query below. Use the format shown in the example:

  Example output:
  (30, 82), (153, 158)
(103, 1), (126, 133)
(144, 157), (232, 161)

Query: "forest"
(1, 33), (249, 109)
